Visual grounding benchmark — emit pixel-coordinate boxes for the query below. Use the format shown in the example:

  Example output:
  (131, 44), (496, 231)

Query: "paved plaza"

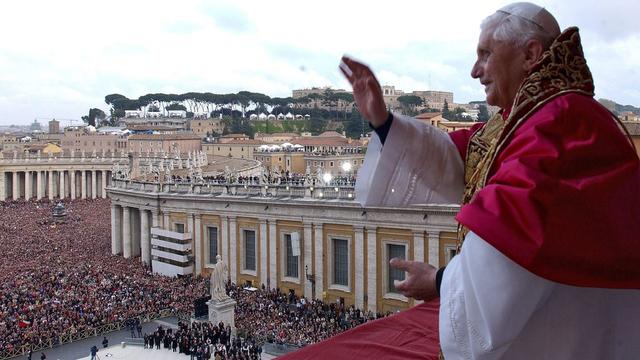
(13, 317), (276, 360)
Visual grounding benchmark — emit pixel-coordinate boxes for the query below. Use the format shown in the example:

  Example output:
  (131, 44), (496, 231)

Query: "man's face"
(471, 26), (527, 109)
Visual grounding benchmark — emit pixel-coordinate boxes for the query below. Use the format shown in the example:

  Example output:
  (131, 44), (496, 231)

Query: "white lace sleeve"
(439, 232), (554, 360)
(355, 113), (464, 207)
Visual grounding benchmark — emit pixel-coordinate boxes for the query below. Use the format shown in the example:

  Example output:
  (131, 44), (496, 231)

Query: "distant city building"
(127, 133), (201, 155)
(61, 126), (128, 154)
(414, 112), (445, 127)
(381, 85), (405, 109)
(621, 111), (640, 122)
(188, 119), (225, 138)
(623, 121), (640, 158)
(412, 90), (454, 111)
(120, 117), (189, 132)
(23, 143), (62, 155)
(30, 119), (43, 132)
(204, 139), (265, 160)
(292, 87), (350, 99)
(218, 134), (251, 143)
(254, 133), (299, 143)
(291, 87), (353, 113)
(48, 119), (60, 134)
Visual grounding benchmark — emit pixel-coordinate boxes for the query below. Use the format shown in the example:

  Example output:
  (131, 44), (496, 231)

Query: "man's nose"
(471, 61), (481, 79)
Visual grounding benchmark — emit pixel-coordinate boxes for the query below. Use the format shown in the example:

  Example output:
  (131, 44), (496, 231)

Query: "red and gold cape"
(451, 27), (640, 288)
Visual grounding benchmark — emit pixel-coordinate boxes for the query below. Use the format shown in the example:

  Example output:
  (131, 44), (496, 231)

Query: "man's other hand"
(390, 258), (439, 301)
(340, 56), (389, 128)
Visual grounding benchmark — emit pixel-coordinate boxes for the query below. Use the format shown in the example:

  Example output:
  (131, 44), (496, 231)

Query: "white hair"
(481, 9), (559, 49)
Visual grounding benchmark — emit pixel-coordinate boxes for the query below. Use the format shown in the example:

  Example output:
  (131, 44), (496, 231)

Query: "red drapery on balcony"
(279, 300), (440, 360)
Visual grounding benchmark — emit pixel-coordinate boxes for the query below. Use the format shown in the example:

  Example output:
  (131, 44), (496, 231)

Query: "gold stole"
(456, 112), (506, 249)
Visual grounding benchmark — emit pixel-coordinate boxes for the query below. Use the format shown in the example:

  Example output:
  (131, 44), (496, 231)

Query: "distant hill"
(598, 99), (640, 115)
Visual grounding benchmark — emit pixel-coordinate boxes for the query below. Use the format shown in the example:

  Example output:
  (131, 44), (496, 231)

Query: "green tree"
(81, 108), (107, 127)
(397, 95), (424, 115)
(478, 105), (490, 122)
(442, 99), (452, 119)
(166, 103), (187, 111)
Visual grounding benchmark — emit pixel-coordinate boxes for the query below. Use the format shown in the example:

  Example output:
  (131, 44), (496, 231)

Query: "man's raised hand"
(339, 56), (389, 128)
(390, 258), (439, 301)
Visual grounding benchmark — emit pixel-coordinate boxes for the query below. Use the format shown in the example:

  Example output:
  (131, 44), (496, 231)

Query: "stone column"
(259, 219), (268, 287)
(91, 170), (97, 199)
(187, 212), (195, 235)
(414, 230), (425, 264)
(314, 223), (323, 300)
(12, 171), (19, 200)
(24, 171), (31, 200)
(81, 171), (87, 199)
(220, 215), (229, 277)
(303, 222), (313, 299)
(48, 170), (54, 200)
(193, 214), (202, 276)
(151, 210), (160, 229)
(122, 207), (132, 258)
(0, 171), (5, 201)
(366, 226), (377, 312)
(101, 170), (108, 198)
(36, 171), (43, 200)
(59, 170), (65, 199)
(140, 209), (150, 265)
(228, 216), (237, 283)
(354, 226), (365, 309)
(163, 213), (170, 230)
(131, 209), (141, 257)
(268, 219), (277, 289)
(70, 171), (76, 200)
(427, 230), (440, 268)
(111, 204), (122, 255)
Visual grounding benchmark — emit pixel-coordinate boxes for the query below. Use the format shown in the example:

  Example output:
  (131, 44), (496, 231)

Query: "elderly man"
(333, 2), (640, 359)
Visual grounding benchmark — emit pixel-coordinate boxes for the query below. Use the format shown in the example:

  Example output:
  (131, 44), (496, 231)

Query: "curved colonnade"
(0, 155), (122, 201)
(108, 179), (460, 313)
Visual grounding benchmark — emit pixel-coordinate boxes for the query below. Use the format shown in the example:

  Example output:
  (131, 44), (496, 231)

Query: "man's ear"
(522, 39), (544, 72)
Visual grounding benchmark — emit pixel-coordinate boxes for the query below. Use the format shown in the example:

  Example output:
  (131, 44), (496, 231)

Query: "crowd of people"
(142, 321), (262, 360)
(232, 284), (387, 347)
(0, 199), (208, 355)
(0, 199), (384, 358)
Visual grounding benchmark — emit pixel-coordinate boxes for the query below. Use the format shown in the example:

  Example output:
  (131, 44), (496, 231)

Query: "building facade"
(128, 133), (202, 155)
(0, 152), (122, 201)
(188, 119), (225, 138)
(61, 127), (128, 154)
(108, 180), (459, 313)
(203, 139), (264, 160)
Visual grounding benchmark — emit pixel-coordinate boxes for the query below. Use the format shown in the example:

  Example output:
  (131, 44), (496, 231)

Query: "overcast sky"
(1, 0), (638, 126)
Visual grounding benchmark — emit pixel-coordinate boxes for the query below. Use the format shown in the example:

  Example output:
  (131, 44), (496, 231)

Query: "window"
(174, 223), (185, 233)
(444, 244), (457, 265)
(332, 238), (349, 286)
(243, 229), (256, 271)
(284, 233), (299, 278)
(387, 244), (406, 293)
(330, 161), (334, 167)
(207, 226), (218, 265)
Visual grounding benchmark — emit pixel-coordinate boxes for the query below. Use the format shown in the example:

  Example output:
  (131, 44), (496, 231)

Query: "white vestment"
(357, 114), (640, 359)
